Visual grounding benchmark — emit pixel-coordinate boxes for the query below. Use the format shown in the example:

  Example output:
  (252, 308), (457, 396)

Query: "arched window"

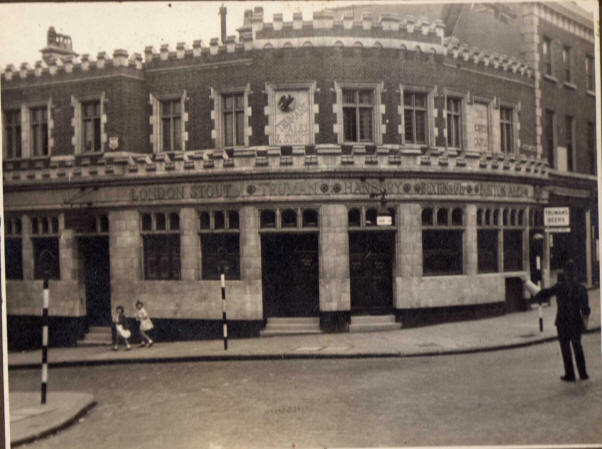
(214, 211), (225, 229)
(282, 209), (297, 228)
(302, 209), (318, 227)
(260, 210), (276, 228)
(142, 213), (152, 231)
(451, 208), (463, 226)
(169, 212), (180, 231)
(421, 207), (433, 226)
(156, 213), (166, 231)
(437, 208), (448, 225)
(366, 208), (378, 226)
(348, 208), (361, 227)
(200, 212), (210, 230)
(228, 211), (239, 229)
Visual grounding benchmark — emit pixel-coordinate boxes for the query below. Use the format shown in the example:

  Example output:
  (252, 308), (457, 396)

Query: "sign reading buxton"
(128, 179), (532, 202)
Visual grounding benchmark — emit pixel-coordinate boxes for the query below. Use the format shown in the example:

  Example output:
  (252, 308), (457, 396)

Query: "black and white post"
(41, 276), (49, 404)
(536, 255), (543, 332)
(221, 272), (228, 351)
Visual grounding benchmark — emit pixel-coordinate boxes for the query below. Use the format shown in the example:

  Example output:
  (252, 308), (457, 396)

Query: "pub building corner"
(2, 3), (597, 348)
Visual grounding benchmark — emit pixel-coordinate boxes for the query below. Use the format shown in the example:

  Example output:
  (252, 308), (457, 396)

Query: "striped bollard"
(41, 277), (49, 404)
(221, 273), (228, 351)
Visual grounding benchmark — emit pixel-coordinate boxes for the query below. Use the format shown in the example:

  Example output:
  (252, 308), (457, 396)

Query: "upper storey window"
(3, 110), (21, 159)
(161, 99), (182, 151)
(500, 106), (514, 153)
(542, 36), (552, 76)
(31, 107), (49, 157)
(585, 55), (594, 91)
(343, 89), (373, 143)
(562, 46), (571, 83)
(82, 101), (101, 152)
(404, 92), (427, 145)
(223, 93), (245, 147)
(446, 97), (462, 149)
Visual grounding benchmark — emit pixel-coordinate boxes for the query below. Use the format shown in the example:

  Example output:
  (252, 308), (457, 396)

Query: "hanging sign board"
(377, 215), (392, 226)
(544, 207), (570, 227)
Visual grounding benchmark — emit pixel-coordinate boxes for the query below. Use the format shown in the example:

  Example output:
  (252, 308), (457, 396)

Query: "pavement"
(6, 288), (601, 446)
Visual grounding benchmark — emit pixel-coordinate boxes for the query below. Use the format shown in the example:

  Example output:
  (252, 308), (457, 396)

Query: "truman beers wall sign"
(128, 179), (533, 202)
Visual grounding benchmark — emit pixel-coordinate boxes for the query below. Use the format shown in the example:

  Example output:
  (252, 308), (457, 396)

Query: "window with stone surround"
(71, 93), (106, 154)
(585, 55), (594, 91)
(161, 99), (182, 151)
(141, 212), (180, 280)
(31, 214), (60, 280)
(3, 110), (21, 159)
(403, 92), (427, 145)
(502, 207), (525, 272)
(223, 93), (245, 147)
(343, 89), (373, 143)
(422, 206), (463, 276)
(212, 85), (250, 149)
(335, 81), (383, 145)
(562, 45), (571, 83)
(544, 109), (555, 168)
(565, 115), (574, 171)
(4, 216), (23, 280)
(500, 106), (514, 153)
(446, 97), (462, 149)
(30, 106), (49, 157)
(260, 208), (319, 230)
(587, 121), (596, 176)
(476, 207), (499, 273)
(149, 91), (187, 153)
(199, 210), (240, 280)
(542, 36), (552, 76)
(82, 101), (101, 152)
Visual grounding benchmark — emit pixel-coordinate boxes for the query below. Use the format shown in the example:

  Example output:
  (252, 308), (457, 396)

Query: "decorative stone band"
(2, 145), (557, 186)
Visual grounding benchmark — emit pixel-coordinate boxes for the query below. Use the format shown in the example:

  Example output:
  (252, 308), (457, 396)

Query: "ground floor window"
(477, 230), (498, 273)
(33, 237), (60, 280)
(201, 234), (240, 280)
(503, 230), (523, 272)
(4, 238), (23, 279)
(143, 234), (181, 280)
(422, 230), (463, 275)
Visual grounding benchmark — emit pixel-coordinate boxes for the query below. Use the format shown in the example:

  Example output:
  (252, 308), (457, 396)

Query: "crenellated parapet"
(2, 48), (144, 82)
(443, 37), (533, 78)
(2, 9), (532, 83)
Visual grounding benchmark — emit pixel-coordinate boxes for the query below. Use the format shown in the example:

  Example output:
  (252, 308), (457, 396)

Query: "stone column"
(239, 206), (262, 318)
(109, 210), (142, 308)
(465, 204), (477, 276)
(542, 230), (551, 287)
(319, 204), (350, 313)
(396, 203), (422, 308)
(21, 215), (34, 280)
(180, 208), (199, 281)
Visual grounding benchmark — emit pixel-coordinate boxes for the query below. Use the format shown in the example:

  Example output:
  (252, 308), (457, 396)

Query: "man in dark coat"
(534, 259), (590, 382)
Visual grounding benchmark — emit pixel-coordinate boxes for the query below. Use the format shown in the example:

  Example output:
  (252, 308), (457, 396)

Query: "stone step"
(264, 317), (320, 325)
(260, 317), (321, 336)
(77, 326), (113, 346)
(351, 314), (397, 324)
(349, 322), (401, 333)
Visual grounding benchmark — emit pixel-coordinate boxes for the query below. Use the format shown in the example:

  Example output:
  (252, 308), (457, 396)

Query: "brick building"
(2, 3), (597, 348)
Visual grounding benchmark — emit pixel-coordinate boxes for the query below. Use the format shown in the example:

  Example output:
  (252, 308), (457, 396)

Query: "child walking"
(112, 305), (131, 351)
(135, 300), (154, 347)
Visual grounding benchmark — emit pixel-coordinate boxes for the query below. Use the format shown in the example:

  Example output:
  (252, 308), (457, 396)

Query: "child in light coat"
(135, 300), (154, 347)
(112, 305), (131, 351)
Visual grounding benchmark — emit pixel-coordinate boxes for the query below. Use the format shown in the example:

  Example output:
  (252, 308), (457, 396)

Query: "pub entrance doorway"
(349, 231), (395, 314)
(261, 234), (319, 317)
(79, 236), (111, 326)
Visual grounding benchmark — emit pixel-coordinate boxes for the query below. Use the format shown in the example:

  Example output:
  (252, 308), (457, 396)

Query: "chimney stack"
(40, 26), (77, 63)
(219, 5), (227, 44)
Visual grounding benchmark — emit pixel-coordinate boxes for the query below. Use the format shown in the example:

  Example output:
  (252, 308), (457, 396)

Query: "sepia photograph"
(1, 1), (600, 447)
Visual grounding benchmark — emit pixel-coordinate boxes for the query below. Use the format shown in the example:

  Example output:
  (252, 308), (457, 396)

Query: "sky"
(0, 1), (598, 70)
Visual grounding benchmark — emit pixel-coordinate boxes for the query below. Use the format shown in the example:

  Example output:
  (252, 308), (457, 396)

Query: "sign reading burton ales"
(128, 179), (532, 202)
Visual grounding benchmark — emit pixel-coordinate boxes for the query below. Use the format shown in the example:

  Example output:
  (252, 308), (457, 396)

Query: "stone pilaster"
(180, 208), (199, 281)
(240, 206), (261, 282)
(21, 215), (34, 280)
(319, 204), (350, 312)
(395, 203), (422, 308)
(585, 209), (592, 287)
(109, 210), (142, 308)
(465, 204), (477, 276)
(59, 227), (77, 281)
(542, 230), (551, 287)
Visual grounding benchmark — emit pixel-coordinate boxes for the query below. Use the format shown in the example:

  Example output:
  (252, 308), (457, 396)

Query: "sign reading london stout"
(128, 179), (532, 203)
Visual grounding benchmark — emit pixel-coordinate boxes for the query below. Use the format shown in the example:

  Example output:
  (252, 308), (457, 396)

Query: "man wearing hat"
(534, 259), (590, 382)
